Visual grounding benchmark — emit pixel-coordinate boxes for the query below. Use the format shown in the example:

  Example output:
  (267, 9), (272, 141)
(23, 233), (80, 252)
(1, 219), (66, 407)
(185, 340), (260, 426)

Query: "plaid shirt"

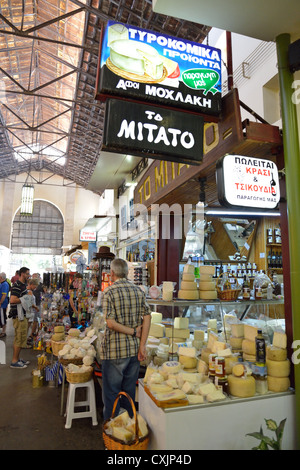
(100, 279), (151, 360)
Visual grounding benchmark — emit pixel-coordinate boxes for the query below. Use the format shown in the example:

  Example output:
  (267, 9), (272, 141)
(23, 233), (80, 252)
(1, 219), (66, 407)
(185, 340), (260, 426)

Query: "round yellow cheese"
(266, 358), (290, 377)
(178, 289), (199, 300)
(199, 274), (213, 281)
(179, 356), (197, 369)
(199, 281), (216, 291)
(199, 290), (217, 300)
(228, 374), (256, 398)
(180, 281), (198, 290)
(162, 361), (182, 374)
(267, 375), (290, 392)
(199, 265), (215, 275)
(182, 273), (195, 282)
(54, 326), (65, 333)
(52, 332), (65, 341)
(232, 363), (246, 377)
(242, 339), (256, 356)
(183, 264), (195, 274)
(266, 345), (287, 362)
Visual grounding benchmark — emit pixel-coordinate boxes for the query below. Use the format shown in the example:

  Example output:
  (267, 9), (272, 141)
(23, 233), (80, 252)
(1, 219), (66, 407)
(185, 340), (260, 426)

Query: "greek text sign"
(96, 21), (222, 116)
(216, 155), (280, 209)
(103, 99), (204, 165)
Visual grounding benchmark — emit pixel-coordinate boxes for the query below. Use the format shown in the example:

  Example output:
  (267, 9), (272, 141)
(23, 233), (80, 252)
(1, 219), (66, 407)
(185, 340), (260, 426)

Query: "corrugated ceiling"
(0, 0), (211, 193)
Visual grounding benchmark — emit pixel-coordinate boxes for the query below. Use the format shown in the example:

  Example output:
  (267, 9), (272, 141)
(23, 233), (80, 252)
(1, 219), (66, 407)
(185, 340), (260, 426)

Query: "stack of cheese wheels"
(178, 263), (199, 300)
(148, 311), (166, 339)
(193, 329), (205, 350)
(178, 346), (198, 369)
(228, 363), (256, 398)
(198, 265), (217, 300)
(52, 325), (65, 342)
(229, 321), (244, 354)
(242, 324), (259, 363)
(267, 330), (290, 392)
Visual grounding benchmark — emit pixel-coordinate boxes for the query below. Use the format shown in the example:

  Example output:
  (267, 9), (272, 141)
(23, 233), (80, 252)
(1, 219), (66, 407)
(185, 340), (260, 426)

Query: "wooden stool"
(65, 379), (98, 429)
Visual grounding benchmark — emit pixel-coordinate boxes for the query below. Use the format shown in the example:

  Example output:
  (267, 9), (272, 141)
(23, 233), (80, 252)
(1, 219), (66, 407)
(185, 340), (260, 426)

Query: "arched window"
(11, 200), (64, 255)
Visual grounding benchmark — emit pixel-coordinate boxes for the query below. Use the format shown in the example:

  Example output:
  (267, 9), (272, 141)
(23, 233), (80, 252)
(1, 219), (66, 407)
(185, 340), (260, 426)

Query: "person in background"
(11, 270), (20, 284)
(68, 273), (83, 326)
(9, 266), (31, 368)
(99, 258), (151, 421)
(25, 277), (40, 347)
(0, 272), (10, 338)
(27, 273), (45, 346)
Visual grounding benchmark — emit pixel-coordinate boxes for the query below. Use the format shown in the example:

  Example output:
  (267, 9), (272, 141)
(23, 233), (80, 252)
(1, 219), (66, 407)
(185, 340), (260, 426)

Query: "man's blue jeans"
(101, 356), (140, 421)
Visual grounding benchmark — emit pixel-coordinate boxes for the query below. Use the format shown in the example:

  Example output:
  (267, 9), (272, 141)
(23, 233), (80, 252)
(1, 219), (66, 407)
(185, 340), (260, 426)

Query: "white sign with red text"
(217, 154), (280, 209)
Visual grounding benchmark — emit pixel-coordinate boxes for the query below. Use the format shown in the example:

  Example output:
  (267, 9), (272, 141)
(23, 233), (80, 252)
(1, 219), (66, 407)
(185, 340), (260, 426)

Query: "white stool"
(65, 379), (98, 429)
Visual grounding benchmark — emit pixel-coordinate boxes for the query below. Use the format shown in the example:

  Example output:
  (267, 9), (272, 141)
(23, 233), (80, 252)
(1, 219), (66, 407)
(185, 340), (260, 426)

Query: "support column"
(276, 33), (300, 449)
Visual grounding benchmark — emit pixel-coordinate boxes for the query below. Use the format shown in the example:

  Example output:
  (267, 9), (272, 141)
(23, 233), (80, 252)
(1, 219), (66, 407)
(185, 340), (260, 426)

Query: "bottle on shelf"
(221, 272), (231, 290)
(242, 274), (250, 299)
(255, 329), (266, 365)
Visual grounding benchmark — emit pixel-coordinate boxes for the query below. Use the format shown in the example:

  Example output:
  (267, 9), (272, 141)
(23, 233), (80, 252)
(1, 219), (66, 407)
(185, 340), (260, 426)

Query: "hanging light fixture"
(20, 174), (35, 216)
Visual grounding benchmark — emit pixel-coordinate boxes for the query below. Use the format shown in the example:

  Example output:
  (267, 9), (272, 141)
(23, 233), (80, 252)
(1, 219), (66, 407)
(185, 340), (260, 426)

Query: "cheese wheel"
(230, 336), (243, 349)
(199, 290), (217, 300)
(232, 363), (246, 377)
(228, 374), (256, 398)
(199, 281), (216, 291)
(199, 274), (213, 282)
(52, 333), (65, 341)
(178, 289), (199, 300)
(180, 281), (198, 290)
(181, 273), (195, 282)
(199, 265), (215, 275)
(162, 361), (182, 374)
(267, 375), (290, 392)
(266, 358), (290, 377)
(266, 345), (287, 362)
(54, 326), (65, 333)
(242, 339), (256, 356)
(179, 356), (197, 369)
(183, 264), (195, 274)
(68, 328), (80, 337)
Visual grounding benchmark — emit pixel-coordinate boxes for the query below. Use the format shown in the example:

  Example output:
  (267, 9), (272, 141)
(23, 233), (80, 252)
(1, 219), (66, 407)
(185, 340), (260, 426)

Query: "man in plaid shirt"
(100, 258), (151, 420)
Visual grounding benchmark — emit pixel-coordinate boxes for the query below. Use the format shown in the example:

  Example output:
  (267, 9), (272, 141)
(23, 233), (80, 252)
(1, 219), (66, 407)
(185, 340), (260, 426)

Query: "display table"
(138, 380), (297, 450)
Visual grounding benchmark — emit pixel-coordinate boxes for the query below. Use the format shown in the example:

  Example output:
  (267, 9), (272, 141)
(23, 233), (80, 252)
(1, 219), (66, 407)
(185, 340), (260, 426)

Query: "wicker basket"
(51, 340), (67, 356)
(103, 392), (149, 450)
(65, 365), (93, 383)
(59, 357), (83, 367)
(216, 273), (241, 301)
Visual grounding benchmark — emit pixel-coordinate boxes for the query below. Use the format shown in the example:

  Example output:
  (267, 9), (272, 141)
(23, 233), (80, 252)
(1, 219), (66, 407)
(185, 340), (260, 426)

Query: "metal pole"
(276, 33), (300, 449)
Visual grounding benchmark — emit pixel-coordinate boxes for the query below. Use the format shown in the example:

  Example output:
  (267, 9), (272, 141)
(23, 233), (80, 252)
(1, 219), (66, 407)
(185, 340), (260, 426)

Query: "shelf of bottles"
(266, 227), (282, 272)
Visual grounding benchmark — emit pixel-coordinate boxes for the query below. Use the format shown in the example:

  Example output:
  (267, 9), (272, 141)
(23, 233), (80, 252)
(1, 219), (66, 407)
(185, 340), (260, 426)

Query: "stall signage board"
(79, 229), (97, 242)
(103, 98), (204, 165)
(96, 21), (222, 116)
(216, 154), (280, 209)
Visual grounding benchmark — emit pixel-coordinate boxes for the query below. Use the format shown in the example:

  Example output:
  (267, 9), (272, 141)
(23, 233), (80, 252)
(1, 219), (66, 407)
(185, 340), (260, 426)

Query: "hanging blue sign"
(96, 21), (222, 116)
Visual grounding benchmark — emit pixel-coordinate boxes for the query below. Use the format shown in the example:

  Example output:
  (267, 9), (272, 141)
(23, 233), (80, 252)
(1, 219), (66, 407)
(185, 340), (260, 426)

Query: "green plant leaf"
(246, 432), (265, 441)
(265, 419), (277, 431)
(275, 418), (287, 449)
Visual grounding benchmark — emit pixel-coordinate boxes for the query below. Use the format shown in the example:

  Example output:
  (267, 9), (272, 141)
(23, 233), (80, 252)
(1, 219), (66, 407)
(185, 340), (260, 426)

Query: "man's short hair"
(0, 272), (6, 280)
(19, 267), (30, 275)
(111, 258), (128, 278)
(28, 278), (39, 287)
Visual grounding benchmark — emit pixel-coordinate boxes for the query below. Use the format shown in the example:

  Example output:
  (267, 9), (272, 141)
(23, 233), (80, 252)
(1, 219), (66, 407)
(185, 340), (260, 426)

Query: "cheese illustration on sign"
(98, 21), (222, 115)
(216, 154), (280, 209)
